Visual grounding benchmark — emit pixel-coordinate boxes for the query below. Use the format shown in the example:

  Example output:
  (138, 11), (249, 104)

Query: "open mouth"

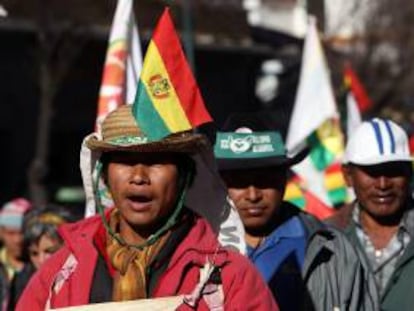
(127, 194), (153, 210)
(128, 194), (152, 203)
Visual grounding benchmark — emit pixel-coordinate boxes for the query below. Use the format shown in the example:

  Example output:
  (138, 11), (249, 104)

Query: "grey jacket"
(327, 203), (414, 311)
(299, 211), (379, 311)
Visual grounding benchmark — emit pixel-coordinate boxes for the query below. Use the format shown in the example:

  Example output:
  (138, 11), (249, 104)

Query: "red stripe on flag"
(304, 190), (336, 220)
(325, 161), (341, 174)
(344, 64), (372, 113)
(151, 9), (212, 127)
(409, 135), (414, 154)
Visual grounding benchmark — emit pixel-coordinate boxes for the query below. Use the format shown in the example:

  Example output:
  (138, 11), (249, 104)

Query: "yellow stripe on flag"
(140, 41), (191, 132)
(284, 182), (303, 201)
(324, 171), (346, 190)
(315, 119), (344, 156)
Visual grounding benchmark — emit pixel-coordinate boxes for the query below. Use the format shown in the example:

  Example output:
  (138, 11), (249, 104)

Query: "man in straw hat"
(214, 112), (378, 310)
(17, 8), (277, 311)
(327, 118), (414, 310)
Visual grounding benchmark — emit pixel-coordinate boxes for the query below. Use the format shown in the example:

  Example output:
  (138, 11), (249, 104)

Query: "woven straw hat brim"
(86, 133), (208, 154)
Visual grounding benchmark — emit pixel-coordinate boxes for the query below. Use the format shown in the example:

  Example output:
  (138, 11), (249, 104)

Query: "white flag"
(286, 16), (337, 156)
(346, 92), (362, 139)
(95, 0), (142, 131)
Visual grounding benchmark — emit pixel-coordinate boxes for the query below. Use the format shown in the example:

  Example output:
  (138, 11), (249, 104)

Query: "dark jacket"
(0, 264), (8, 311)
(7, 263), (35, 311)
(327, 203), (414, 311)
(270, 203), (378, 310)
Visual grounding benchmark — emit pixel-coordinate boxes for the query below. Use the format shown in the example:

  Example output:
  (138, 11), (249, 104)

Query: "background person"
(214, 112), (378, 310)
(0, 198), (31, 311)
(0, 198), (31, 282)
(327, 118), (414, 311)
(7, 204), (75, 310)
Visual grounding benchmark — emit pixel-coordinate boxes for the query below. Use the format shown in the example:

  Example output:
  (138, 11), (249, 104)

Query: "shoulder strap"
(202, 283), (224, 311)
(183, 262), (224, 310)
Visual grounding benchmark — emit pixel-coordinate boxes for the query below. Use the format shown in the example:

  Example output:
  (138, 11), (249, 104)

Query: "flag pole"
(181, 0), (196, 75)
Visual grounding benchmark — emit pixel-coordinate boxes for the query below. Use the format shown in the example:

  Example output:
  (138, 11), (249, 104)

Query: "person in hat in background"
(7, 204), (75, 310)
(0, 198), (31, 310)
(214, 112), (378, 310)
(327, 118), (414, 311)
(0, 198), (31, 282)
(16, 106), (278, 310)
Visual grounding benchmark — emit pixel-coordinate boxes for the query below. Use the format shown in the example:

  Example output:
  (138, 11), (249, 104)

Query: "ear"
(341, 164), (353, 187)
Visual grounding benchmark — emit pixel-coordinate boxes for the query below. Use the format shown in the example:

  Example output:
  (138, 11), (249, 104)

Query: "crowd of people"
(0, 106), (411, 310)
(1, 8), (413, 311)
(0, 199), (75, 310)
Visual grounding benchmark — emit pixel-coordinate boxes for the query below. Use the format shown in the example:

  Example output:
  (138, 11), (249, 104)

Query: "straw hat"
(86, 105), (207, 154)
(81, 105), (246, 253)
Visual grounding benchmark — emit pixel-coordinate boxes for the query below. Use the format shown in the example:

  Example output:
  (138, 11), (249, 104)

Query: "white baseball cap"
(343, 118), (412, 165)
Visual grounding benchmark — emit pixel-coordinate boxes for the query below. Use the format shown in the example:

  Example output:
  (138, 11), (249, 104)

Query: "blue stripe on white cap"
(370, 120), (384, 154)
(384, 120), (396, 153)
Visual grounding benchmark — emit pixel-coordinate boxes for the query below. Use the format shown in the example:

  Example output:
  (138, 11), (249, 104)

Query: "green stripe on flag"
(133, 82), (170, 141)
(308, 132), (335, 171)
(328, 187), (347, 206)
(287, 197), (306, 209)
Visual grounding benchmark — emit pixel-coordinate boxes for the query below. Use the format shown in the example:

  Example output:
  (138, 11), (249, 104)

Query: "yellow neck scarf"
(106, 209), (170, 301)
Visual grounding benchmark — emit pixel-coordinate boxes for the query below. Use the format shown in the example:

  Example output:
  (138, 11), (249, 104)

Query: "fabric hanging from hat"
(132, 8), (212, 141)
(106, 209), (171, 301)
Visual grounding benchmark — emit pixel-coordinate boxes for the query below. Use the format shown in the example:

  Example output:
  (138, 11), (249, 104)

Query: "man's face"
(221, 167), (287, 233)
(106, 152), (179, 233)
(343, 162), (412, 220)
(0, 227), (23, 259)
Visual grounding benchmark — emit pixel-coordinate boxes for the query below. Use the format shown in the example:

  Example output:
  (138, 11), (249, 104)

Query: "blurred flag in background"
(285, 17), (347, 218)
(95, 0), (142, 132)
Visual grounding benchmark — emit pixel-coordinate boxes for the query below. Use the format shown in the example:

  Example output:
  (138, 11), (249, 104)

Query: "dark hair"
(22, 204), (75, 262)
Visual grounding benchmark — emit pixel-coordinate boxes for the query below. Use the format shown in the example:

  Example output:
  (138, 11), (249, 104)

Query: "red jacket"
(16, 212), (277, 310)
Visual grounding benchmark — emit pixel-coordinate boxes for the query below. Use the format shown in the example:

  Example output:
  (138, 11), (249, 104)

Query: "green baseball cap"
(214, 112), (307, 171)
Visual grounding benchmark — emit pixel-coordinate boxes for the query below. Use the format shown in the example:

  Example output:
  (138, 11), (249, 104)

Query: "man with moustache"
(328, 118), (414, 311)
(214, 112), (378, 311)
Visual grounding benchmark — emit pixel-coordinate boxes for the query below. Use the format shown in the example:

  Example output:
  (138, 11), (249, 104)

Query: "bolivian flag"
(133, 8), (212, 141)
(324, 162), (347, 206)
(284, 175), (335, 220)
